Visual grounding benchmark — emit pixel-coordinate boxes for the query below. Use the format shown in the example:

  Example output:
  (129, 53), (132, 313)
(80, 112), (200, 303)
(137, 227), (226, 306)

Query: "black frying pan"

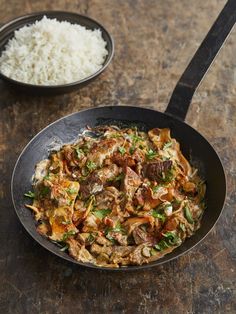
(11, 1), (236, 270)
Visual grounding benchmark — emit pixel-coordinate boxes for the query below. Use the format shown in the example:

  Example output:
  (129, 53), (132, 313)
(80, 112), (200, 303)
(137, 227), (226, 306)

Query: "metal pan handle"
(165, 0), (236, 121)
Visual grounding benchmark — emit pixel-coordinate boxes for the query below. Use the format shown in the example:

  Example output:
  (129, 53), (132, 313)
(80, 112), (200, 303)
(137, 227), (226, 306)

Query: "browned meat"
(142, 160), (172, 181)
(132, 227), (154, 245)
(122, 166), (142, 200)
(96, 164), (120, 183)
(95, 186), (120, 210)
(67, 238), (94, 263)
(111, 152), (136, 167)
(87, 138), (122, 167)
(80, 164), (120, 200)
(80, 174), (103, 199)
(128, 244), (149, 265)
(134, 185), (168, 210)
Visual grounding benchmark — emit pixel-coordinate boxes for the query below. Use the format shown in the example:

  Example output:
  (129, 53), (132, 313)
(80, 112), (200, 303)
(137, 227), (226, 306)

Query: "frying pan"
(11, 0), (236, 270)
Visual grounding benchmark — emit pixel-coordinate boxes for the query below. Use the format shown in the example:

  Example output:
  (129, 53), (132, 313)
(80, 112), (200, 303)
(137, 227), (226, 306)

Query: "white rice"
(0, 16), (108, 85)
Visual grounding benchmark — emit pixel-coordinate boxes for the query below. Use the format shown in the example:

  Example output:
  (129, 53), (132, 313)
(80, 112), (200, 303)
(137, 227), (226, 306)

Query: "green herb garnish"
(179, 223), (186, 232)
(163, 231), (181, 245)
(152, 185), (162, 193)
(154, 231), (181, 251)
(130, 134), (142, 143)
(152, 210), (166, 222)
(105, 222), (126, 242)
(62, 230), (76, 241)
(24, 191), (35, 198)
(163, 141), (172, 149)
(161, 169), (175, 183)
(75, 148), (84, 159)
(118, 147), (126, 155)
(129, 146), (136, 155)
(114, 173), (124, 182)
(93, 208), (111, 219)
(66, 188), (78, 195)
(184, 206), (194, 224)
(87, 233), (95, 243)
(154, 240), (170, 251)
(86, 160), (96, 171)
(146, 149), (158, 160)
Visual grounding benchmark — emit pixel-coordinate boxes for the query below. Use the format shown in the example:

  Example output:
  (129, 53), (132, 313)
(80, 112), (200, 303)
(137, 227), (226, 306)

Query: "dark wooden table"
(0, 1), (235, 313)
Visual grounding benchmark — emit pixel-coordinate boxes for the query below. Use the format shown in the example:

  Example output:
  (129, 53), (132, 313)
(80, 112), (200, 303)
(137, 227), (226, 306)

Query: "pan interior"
(11, 106), (226, 270)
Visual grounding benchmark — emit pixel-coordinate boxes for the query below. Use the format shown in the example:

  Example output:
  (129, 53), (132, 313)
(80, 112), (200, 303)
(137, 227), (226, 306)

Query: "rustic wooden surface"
(0, 0), (235, 313)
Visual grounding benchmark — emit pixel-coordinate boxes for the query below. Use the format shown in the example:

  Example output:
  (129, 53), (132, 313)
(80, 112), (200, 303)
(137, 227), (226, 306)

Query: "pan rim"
(11, 105), (227, 271)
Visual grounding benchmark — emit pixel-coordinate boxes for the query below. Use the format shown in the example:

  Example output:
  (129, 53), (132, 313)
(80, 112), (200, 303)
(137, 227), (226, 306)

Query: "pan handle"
(165, 0), (236, 121)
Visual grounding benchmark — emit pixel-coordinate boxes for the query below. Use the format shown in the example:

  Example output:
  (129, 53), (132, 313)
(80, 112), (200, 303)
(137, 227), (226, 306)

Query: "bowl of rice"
(0, 11), (114, 95)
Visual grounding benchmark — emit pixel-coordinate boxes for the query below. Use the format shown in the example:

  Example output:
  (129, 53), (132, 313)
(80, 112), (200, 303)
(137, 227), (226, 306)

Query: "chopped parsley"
(179, 223), (186, 232)
(62, 230), (76, 241)
(154, 231), (181, 251)
(152, 185), (163, 193)
(152, 210), (166, 222)
(130, 134), (142, 144)
(66, 188), (78, 195)
(93, 208), (111, 219)
(118, 147), (126, 155)
(160, 169), (174, 183)
(129, 146), (136, 155)
(184, 206), (194, 224)
(87, 233), (95, 243)
(86, 160), (96, 171)
(162, 231), (181, 246)
(146, 149), (158, 160)
(24, 191), (35, 198)
(114, 173), (124, 182)
(105, 222), (126, 242)
(163, 141), (172, 149)
(75, 148), (84, 159)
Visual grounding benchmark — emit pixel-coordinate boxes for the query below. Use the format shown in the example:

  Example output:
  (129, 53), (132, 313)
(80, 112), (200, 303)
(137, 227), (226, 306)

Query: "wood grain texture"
(0, 0), (235, 313)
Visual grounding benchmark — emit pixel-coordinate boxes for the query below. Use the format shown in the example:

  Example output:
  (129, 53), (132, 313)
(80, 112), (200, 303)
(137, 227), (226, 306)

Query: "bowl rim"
(0, 10), (114, 89)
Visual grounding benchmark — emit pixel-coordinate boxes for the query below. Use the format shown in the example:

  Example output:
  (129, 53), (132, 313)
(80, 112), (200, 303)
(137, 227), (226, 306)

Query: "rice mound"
(0, 16), (108, 85)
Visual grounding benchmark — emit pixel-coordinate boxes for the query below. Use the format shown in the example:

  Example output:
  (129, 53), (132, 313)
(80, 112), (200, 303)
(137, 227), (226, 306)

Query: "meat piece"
(110, 246), (134, 265)
(80, 165), (119, 200)
(123, 216), (152, 234)
(80, 174), (103, 199)
(111, 152), (136, 167)
(87, 138), (122, 167)
(134, 185), (168, 210)
(148, 128), (171, 149)
(122, 166), (141, 200)
(142, 160), (172, 181)
(95, 186), (120, 209)
(90, 243), (113, 256)
(163, 217), (178, 232)
(82, 214), (99, 232)
(67, 238), (94, 263)
(96, 236), (113, 246)
(132, 227), (154, 245)
(128, 244), (149, 265)
(96, 164), (120, 182)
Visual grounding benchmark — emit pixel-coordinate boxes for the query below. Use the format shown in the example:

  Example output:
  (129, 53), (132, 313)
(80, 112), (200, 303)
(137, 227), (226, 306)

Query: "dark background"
(0, 0), (235, 313)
